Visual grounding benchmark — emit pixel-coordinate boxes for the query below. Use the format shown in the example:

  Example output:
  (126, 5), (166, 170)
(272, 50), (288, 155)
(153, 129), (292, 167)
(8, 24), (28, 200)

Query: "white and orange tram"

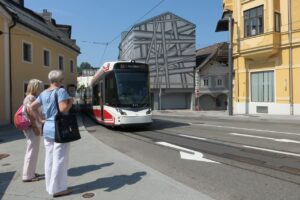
(88, 61), (152, 126)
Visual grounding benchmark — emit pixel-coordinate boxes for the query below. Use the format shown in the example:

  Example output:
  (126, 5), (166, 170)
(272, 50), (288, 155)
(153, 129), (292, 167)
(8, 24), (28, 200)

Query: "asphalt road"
(82, 114), (300, 200)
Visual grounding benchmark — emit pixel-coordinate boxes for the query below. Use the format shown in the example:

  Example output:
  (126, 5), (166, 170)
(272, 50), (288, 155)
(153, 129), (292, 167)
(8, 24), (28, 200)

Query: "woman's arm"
(30, 100), (40, 112)
(28, 100), (42, 135)
(28, 100), (41, 120)
(59, 98), (74, 114)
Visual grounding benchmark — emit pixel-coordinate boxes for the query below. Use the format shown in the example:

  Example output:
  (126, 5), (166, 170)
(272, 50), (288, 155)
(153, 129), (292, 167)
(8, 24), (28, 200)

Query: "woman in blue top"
(31, 70), (73, 198)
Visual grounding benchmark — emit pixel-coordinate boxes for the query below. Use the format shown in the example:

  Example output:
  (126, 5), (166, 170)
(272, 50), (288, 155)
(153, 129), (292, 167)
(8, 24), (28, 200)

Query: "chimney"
(40, 9), (52, 22)
(12, 0), (24, 6)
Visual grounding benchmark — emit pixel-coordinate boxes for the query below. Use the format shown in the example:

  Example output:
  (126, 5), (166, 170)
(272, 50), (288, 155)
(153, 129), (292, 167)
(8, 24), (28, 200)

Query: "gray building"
(195, 43), (229, 110)
(119, 12), (196, 110)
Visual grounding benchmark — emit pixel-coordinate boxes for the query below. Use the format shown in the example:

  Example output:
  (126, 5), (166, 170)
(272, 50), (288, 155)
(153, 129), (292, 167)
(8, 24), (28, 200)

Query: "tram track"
(82, 114), (300, 184)
(116, 127), (300, 184)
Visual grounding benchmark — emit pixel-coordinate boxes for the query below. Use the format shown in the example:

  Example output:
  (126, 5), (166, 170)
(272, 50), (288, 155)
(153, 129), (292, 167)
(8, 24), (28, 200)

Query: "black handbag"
(54, 91), (81, 143)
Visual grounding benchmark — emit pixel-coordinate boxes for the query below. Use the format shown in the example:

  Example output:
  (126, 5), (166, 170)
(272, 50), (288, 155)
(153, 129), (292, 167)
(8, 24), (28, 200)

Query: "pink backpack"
(14, 105), (31, 131)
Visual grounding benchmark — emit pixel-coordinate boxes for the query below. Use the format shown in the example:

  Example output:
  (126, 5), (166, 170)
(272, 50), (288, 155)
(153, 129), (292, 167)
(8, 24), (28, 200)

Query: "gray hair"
(48, 70), (63, 84)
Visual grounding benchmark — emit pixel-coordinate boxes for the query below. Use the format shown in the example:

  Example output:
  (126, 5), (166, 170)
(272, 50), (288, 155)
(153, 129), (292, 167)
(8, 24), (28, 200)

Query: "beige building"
(0, 0), (80, 125)
(222, 0), (300, 115)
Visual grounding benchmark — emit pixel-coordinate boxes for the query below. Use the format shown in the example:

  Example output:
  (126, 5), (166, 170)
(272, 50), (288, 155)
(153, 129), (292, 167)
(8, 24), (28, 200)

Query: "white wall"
(234, 102), (300, 115)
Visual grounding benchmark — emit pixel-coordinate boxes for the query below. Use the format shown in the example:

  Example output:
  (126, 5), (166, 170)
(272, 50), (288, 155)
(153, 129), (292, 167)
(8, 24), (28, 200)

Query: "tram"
(88, 60), (152, 126)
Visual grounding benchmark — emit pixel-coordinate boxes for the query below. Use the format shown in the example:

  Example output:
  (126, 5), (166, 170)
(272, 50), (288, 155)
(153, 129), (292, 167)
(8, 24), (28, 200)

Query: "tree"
(77, 62), (93, 75)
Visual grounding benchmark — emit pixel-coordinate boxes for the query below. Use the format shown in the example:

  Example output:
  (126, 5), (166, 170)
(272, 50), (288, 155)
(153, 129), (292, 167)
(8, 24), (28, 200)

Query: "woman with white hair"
(31, 70), (73, 197)
(22, 79), (44, 182)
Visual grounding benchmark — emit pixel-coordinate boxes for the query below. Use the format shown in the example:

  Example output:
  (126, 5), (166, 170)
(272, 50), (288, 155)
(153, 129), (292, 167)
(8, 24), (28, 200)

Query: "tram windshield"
(115, 71), (149, 107)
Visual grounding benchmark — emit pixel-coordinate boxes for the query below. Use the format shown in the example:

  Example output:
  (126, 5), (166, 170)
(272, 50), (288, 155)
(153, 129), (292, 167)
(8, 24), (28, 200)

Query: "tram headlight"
(116, 108), (127, 115)
(146, 109), (152, 115)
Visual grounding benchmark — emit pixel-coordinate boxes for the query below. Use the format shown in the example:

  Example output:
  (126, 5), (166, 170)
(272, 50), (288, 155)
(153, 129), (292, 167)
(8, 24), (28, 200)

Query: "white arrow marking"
(230, 133), (300, 144)
(156, 141), (219, 163)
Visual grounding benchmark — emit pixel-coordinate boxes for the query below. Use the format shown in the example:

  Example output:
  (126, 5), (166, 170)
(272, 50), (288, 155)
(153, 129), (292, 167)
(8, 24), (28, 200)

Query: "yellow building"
(221, 0), (300, 115)
(0, 0), (80, 125)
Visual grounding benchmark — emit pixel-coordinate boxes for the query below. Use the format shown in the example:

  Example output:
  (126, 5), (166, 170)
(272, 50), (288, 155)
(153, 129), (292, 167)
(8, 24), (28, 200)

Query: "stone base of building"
(234, 102), (300, 115)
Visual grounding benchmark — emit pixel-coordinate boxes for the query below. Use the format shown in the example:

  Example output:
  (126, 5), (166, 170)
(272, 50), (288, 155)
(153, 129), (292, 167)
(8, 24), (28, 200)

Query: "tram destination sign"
(115, 63), (148, 71)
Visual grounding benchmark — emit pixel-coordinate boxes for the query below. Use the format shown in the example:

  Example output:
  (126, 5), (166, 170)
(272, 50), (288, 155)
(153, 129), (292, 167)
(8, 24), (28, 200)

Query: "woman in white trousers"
(31, 70), (73, 197)
(22, 79), (44, 182)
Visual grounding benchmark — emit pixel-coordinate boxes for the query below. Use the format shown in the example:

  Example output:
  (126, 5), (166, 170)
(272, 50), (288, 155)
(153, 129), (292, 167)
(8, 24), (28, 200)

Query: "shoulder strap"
(54, 89), (61, 115)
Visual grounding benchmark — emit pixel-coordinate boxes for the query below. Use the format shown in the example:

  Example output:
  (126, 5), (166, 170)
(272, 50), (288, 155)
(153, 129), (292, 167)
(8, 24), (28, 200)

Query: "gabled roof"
(120, 11), (196, 44)
(0, 0), (80, 53)
(195, 42), (228, 71)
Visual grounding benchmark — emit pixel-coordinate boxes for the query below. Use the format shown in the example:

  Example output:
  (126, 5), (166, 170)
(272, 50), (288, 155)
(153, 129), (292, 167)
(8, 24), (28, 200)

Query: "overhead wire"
(97, 0), (166, 63)
(72, 0), (166, 65)
(107, 0), (166, 45)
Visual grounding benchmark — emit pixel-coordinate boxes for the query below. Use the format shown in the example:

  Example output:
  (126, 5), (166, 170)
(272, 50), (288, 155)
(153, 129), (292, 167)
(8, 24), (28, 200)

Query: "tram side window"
(105, 73), (118, 105)
(93, 84), (100, 105)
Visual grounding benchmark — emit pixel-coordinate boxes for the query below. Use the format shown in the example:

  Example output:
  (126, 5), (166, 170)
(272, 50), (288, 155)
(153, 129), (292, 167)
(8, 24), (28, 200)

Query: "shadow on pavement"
(0, 126), (24, 144)
(68, 163), (114, 177)
(0, 171), (16, 199)
(70, 171), (147, 194)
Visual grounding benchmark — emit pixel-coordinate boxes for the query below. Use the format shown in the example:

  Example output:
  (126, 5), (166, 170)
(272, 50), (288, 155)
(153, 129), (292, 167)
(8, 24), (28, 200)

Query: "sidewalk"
(0, 118), (214, 200)
(153, 110), (300, 123)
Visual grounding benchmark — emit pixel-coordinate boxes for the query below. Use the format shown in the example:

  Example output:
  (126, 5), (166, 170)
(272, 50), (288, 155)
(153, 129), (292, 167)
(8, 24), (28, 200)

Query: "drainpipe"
(228, 16), (233, 116)
(288, 0), (294, 115)
(9, 20), (16, 123)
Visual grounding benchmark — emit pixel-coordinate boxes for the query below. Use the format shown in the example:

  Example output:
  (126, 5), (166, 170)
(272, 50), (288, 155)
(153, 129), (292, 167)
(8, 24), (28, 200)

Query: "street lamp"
(216, 10), (233, 116)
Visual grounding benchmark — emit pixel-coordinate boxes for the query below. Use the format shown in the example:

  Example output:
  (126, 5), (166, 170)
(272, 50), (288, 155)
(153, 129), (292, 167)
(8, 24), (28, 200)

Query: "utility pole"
(216, 11), (234, 116)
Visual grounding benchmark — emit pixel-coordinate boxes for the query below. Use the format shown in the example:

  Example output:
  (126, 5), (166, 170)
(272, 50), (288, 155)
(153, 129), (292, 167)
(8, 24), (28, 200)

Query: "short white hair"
(48, 70), (63, 84)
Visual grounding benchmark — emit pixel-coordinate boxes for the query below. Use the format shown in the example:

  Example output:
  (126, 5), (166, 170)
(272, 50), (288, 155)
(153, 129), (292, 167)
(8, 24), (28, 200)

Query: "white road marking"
(156, 141), (219, 163)
(189, 123), (300, 136)
(179, 134), (207, 141)
(179, 134), (300, 158)
(243, 145), (300, 158)
(230, 133), (300, 144)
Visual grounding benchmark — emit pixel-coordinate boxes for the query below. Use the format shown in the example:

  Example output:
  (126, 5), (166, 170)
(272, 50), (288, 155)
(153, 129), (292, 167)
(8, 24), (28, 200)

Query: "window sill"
(241, 0), (255, 5)
(22, 60), (33, 64)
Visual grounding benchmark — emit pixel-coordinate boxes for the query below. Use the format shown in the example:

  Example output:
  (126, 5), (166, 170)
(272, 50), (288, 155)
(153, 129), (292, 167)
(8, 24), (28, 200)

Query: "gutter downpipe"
(288, 0), (294, 115)
(9, 19), (16, 123)
(228, 15), (233, 116)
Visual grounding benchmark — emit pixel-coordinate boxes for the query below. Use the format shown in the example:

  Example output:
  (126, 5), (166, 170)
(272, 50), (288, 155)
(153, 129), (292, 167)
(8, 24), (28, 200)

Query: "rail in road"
(112, 119), (300, 185)
(82, 114), (300, 185)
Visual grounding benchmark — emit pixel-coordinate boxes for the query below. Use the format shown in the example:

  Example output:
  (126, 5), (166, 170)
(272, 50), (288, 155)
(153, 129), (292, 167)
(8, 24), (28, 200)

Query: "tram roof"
(90, 60), (147, 86)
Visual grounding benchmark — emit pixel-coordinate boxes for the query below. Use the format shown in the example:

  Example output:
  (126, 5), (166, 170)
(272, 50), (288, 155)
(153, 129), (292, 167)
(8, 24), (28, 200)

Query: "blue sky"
(25, 0), (227, 68)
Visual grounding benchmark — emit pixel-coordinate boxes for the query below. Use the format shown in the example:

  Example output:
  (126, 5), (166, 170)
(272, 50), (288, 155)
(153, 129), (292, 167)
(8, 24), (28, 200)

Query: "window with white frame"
(23, 42), (32, 62)
(251, 71), (274, 102)
(202, 78), (209, 87)
(43, 49), (50, 67)
(204, 80), (209, 86)
(59, 56), (64, 70)
(216, 78), (224, 87)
